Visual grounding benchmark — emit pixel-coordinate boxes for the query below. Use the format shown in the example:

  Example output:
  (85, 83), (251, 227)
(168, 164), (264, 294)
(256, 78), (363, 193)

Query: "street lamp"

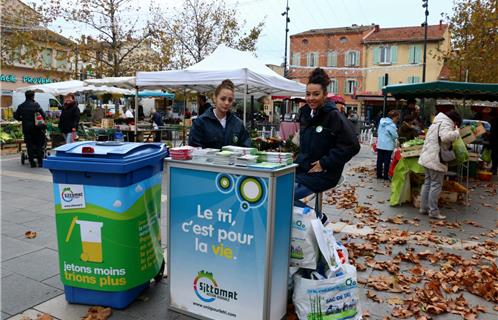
(282, 0), (290, 78)
(422, 0), (429, 82)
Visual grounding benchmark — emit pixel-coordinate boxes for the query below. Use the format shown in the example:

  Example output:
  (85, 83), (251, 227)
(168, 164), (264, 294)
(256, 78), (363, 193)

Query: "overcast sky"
(32, 0), (456, 66)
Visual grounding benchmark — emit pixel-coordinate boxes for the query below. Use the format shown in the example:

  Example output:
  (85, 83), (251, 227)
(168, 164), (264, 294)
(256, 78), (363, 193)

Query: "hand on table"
(308, 161), (323, 173)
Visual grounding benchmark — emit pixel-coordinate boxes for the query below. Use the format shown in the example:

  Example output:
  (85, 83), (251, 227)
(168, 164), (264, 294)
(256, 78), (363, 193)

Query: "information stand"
(165, 159), (296, 320)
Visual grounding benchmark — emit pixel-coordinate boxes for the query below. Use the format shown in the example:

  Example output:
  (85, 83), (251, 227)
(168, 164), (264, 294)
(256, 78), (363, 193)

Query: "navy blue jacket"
(14, 98), (46, 134)
(295, 101), (360, 192)
(188, 107), (251, 149)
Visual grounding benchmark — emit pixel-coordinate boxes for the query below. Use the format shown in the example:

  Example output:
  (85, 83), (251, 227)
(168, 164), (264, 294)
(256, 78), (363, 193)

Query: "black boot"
(29, 160), (36, 168)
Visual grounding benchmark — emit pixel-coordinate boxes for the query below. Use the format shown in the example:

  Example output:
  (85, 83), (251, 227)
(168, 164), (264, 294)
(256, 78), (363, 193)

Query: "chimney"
(374, 25), (380, 32)
(439, 20), (443, 29)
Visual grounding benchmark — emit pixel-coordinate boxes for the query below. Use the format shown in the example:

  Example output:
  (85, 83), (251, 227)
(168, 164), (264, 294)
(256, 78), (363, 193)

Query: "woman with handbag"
(418, 110), (462, 219)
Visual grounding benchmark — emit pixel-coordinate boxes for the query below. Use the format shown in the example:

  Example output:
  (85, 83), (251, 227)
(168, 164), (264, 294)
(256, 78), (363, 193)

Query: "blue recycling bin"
(44, 141), (168, 309)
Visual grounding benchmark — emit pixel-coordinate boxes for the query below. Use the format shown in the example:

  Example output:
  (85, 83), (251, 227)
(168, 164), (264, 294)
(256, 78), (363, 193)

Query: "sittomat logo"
(61, 187), (75, 202)
(193, 271), (238, 303)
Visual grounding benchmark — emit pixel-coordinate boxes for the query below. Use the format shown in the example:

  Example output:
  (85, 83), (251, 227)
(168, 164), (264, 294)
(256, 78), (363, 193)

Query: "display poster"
(169, 167), (269, 320)
(53, 173), (163, 291)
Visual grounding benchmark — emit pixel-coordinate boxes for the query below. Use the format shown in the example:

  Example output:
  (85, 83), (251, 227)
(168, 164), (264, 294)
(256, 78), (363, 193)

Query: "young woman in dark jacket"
(188, 79), (251, 149)
(294, 68), (360, 222)
(58, 93), (80, 144)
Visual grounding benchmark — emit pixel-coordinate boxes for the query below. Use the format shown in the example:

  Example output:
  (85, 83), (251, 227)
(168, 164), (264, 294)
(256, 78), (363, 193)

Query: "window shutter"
(390, 46), (398, 64)
(407, 76), (412, 83)
(378, 76), (384, 90)
(373, 47), (380, 65)
(345, 51), (351, 66)
(314, 52), (319, 67)
(331, 52), (337, 67)
(355, 50), (360, 66)
(408, 45), (415, 63)
(415, 45), (423, 63)
(413, 76), (420, 83)
(334, 80), (338, 93)
(344, 80), (349, 94)
(307, 52), (311, 66)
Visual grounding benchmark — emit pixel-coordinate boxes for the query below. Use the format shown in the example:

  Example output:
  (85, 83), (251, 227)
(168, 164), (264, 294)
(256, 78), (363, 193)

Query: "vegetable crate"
(401, 144), (422, 158)
(460, 126), (476, 144)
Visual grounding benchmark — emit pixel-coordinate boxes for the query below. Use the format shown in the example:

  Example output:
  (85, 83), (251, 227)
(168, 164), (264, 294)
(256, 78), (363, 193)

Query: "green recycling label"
(53, 173), (163, 291)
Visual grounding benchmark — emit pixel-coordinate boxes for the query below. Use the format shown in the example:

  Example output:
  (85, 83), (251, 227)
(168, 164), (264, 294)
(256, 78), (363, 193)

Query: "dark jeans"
(376, 149), (393, 179)
(293, 182), (325, 220)
(24, 129), (45, 163)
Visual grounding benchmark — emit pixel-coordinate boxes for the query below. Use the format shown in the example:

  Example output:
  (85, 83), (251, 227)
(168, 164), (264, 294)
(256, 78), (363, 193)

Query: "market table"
(165, 159), (296, 320)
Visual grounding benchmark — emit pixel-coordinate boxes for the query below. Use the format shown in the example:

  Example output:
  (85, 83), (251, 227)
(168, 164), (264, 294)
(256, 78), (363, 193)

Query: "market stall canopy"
(135, 45), (306, 96)
(17, 80), (86, 96)
(382, 81), (498, 102)
(84, 76), (136, 89)
(138, 91), (175, 99)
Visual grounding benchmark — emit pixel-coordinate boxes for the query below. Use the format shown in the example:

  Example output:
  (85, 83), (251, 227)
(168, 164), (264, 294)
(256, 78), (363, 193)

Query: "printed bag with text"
(290, 206), (319, 269)
(292, 220), (361, 320)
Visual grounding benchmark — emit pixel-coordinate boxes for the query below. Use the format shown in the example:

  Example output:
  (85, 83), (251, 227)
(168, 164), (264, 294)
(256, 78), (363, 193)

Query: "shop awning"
(138, 91), (175, 99)
(382, 81), (498, 102)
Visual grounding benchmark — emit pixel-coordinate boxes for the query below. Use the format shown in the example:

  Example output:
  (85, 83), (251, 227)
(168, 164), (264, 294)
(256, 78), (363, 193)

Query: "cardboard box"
(474, 122), (486, 137)
(460, 126), (476, 144)
(439, 191), (458, 203)
(101, 118), (115, 129)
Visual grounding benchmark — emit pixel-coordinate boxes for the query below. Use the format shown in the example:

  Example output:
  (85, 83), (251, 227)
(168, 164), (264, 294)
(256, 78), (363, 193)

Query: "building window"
(340, 36), (348, 43)
(302, 39), (309, 45)
(292, 52), (301, 66)
(344, 79), (357, 95)
(374, 46), (397, 65)
(408, 45), (423, 64)
(327, 51), (337, 67)
(327, 79), (338, 94)
(41, 48), (53, 68)
(407, 76), (421, 83)
(307, 52), (318, 67)
(345, 50), (360, 67)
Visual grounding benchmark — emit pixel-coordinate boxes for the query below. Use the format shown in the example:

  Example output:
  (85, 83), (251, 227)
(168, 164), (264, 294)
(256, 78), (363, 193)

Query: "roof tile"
(363, 24), (448, 43)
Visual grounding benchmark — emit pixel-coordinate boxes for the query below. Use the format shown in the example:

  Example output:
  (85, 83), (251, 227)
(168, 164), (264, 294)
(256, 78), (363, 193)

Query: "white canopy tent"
(84, 77), (136, 89)
(136, 45), (306, 124)
(17, 80), (86, 96)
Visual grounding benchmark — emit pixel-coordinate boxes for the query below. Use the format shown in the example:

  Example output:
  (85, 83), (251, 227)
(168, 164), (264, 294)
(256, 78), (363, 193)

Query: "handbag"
(438, 123), (456, 163)
(34, 112), (46, 128)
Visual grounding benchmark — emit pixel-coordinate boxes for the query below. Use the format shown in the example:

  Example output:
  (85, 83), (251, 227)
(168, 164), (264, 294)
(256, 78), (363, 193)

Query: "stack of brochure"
(221, 146), (257, 156)
(192, 148), (220, 162)
(212, 151), (236, 165)
(234, 154), (259, 167)
(257, 151), (293, 165)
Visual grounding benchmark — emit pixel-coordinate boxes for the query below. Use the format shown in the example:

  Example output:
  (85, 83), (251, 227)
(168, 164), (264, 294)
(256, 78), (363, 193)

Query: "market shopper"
(489, 110), (498, 175)
(59, 93), (80, 144)
(294, 68), (360, 223)
(188, 79), (251, 149)
(150, 108), (164, 142)
(376, 110), (400, 180)
(197, 94), (213, 116)
(418, 110), (462, 220)
(13, 90), (46, 168)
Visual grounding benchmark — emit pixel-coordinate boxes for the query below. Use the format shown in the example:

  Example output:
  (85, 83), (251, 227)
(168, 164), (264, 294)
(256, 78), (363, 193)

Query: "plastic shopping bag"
(482, 148), (492, 163)
(451, 136), (468, 164)
(293, 263), (361, 320)
(290, 206), (319, 269)
(311, 219), (344, 273)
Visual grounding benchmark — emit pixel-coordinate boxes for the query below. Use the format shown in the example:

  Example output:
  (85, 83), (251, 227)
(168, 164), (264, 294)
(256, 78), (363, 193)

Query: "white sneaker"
(429, 212), (446, 220)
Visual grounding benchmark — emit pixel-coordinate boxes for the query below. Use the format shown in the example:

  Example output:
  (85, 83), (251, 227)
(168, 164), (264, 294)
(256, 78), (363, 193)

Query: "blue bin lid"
(44, 141), (168, 174)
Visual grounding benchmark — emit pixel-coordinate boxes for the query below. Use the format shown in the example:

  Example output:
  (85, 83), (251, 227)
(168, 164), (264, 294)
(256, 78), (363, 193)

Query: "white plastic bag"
(292, 264), (361, 320)
(311, 219), (343, 272)
(290, 206), (319, 269)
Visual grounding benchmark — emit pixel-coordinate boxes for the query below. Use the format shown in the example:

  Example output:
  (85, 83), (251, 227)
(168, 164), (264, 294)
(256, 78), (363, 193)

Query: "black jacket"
(295, 101), (360, 192)
(14, 98), (46, 134)
(188, 107), (251, 149)
(198, 102), (212, 116)
(59, 102), (80, 134)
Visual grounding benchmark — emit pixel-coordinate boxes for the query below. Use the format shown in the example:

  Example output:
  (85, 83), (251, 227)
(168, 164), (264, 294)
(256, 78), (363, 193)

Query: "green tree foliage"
(1, 0), (72, 74)
(43, 0), (163, 77)
(163, 0), (264, 68)
(445, 0), (498, 83)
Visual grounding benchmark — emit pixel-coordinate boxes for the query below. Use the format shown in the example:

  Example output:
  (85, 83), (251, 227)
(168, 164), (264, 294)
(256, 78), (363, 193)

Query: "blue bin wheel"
(154, 260), (165, 283)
